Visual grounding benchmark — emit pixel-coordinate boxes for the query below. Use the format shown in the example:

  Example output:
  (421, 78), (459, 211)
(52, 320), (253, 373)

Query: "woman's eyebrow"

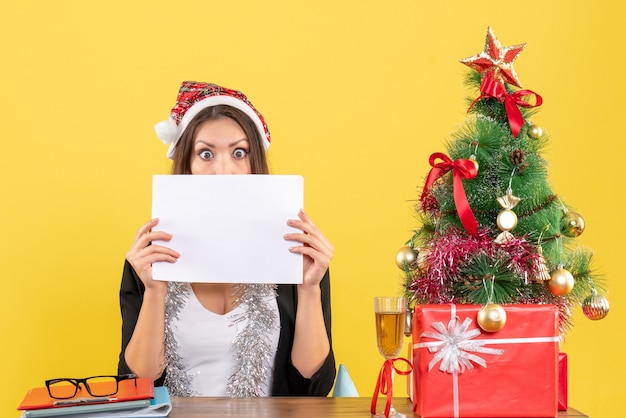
(228, 138), (249, 147)
(194, 138), (249, 148)
(194, 140), (213, 148)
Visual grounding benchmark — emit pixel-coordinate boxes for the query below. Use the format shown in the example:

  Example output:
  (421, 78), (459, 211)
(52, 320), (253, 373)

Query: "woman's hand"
(124, 218), (177, 379)
(285, 209), (334, 289)
(126, 218), (180, 291)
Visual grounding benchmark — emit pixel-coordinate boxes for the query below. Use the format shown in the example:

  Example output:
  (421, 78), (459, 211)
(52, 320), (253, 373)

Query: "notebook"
(17, 377), (154, 411)
(23, 399), (151, 417)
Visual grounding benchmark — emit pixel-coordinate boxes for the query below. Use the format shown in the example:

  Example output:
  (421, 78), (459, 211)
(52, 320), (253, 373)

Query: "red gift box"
(558, 352), (568, 411)
(411, 304), (559, 418)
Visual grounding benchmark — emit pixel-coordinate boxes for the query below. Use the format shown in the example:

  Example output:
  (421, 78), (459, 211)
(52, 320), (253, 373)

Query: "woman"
(117, 81), (335, 397)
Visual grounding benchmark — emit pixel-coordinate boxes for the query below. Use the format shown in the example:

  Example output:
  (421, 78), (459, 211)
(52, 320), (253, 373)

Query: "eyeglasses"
(45, 374), (137, 399)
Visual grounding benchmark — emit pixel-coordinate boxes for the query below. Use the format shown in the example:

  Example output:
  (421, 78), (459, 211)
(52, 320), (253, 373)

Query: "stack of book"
(17, 377), (171, 418)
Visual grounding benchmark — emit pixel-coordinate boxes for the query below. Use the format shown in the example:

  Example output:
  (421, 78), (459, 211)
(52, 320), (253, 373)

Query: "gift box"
(411, 304), (559, 418)
(558, 352), (568, 411)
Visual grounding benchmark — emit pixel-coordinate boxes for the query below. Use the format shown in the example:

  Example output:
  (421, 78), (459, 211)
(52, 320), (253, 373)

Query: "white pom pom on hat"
(154, 118), (180, 145)
(155, 81), (271, 159)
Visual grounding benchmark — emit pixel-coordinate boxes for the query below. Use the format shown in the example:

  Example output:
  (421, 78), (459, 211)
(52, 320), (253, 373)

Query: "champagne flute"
(373, 296), (406, 418)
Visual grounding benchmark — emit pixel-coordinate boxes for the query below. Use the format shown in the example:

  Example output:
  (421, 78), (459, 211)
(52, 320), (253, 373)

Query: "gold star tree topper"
(460, 27), (526, 88)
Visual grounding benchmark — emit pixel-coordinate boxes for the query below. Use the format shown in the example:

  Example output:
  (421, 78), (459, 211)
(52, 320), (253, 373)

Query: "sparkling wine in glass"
(373, 296), (406, 418)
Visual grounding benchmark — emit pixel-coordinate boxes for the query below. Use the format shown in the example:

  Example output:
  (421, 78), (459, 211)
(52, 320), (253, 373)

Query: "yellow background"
(1, 1), (623, 417)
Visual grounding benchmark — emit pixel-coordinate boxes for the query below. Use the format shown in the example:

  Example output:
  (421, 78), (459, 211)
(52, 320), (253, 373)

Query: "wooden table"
(170, 397), (589, 417)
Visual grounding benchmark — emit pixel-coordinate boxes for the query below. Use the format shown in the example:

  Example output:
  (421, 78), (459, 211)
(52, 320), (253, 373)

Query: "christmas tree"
(398, 27), (609, 334)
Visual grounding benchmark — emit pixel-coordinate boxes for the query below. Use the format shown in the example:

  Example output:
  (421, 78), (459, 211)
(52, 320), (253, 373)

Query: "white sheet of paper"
(151, 175), (303, 284)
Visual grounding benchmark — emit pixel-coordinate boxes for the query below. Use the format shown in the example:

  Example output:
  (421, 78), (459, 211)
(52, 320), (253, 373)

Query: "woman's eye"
(199, 150), (213, 160)
(233, 148), (248, 159)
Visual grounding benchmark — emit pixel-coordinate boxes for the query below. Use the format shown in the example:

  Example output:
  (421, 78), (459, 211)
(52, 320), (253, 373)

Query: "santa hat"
(155, 81), (271, 159)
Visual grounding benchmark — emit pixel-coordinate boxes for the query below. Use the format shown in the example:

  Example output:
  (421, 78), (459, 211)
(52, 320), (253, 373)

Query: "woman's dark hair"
(171, 105), (269, 174)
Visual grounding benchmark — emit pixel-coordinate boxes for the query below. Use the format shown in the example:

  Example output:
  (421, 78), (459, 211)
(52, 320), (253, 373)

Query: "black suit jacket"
(117, 260), (336, 396)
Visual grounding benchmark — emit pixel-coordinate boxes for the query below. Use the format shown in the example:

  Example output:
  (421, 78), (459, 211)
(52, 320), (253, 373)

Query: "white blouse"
(171, 286), (280, 396)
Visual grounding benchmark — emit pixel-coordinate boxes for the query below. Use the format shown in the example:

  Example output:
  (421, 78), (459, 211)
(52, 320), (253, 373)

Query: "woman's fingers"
(285, 210), (334, 286)
(285, 210), (334, 255)
(126, 219), (179, 286)
(132, 218), (160, 242)
(131, 243), (180, 263)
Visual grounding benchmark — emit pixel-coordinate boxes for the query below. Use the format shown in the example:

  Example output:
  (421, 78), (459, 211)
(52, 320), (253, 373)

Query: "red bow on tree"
(469, 76), (543, 138)
(420, 153), (478, 236)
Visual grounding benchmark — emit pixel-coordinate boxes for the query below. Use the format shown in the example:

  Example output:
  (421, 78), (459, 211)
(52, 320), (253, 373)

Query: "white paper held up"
(151, 175), (303, 284)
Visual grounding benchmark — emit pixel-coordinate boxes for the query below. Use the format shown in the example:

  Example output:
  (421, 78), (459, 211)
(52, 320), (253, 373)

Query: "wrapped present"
(411, 304), (559, 418)
(558, 352), (568, 411)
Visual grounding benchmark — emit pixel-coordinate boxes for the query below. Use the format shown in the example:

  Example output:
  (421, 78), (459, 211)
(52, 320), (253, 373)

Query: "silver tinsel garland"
(163, 281), (195, 396)
(226, 283), (278, 397)
(162, 281), (277, 397)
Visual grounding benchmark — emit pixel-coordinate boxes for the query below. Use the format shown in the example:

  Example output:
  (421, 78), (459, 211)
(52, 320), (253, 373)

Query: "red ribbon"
(420, 152), (478, 236)
(469, 76), (543, 138)
(371, 357), (413, 418)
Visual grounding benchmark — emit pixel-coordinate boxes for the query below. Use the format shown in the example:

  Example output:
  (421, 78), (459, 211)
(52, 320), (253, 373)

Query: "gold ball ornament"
(582, 293), (609, 320)
(527, 124), (543, 139)
(496, 209), (518, 231)
(469, 155), (479, 172)
(477, 303), (507, 332)
(562, 211), (585, 237)
(547, 268), (575, 296)
(395, 246), (418, 269)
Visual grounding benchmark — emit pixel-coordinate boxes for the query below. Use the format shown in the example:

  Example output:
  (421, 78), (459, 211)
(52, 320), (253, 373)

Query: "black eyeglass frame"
(45, 373), (137, 399)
